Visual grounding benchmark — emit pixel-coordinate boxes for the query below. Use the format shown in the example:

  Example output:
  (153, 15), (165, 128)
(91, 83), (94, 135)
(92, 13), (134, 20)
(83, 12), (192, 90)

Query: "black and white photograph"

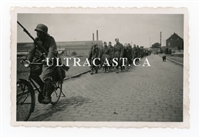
(1, 0), (200, 136)
(11, 8), (189, 127)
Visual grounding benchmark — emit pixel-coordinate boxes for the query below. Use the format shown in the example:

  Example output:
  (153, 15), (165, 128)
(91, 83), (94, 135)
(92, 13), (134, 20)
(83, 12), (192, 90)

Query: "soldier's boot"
(95, 67), (98, 74)
(90, 68), (94, 75)
(41, 79), (52, 104)
(121, 66), (123, 72)
(107, 68), (110, 73)
(42, 91), (51, 104)
(116, 67), (119, 73)
(95, 69), (98, 74)
(104, 66), (107, 73)
(106, 66), (109, 73)
(38, 93), (44, 103)
(126, 65), (129, 71)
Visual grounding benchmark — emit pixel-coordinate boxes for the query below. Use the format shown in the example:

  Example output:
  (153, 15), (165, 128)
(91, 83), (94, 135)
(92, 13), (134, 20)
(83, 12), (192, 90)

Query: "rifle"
(17, 21), (48, 57)
(17, 21), (70, 72)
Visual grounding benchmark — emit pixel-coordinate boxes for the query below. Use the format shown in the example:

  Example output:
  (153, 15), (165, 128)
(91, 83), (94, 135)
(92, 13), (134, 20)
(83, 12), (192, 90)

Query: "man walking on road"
(108, 42), (114, 70)
(113, 38), (124, 73)
(162, 53), (167, 62)
(124, 43), (133, 70)
(88, 44), (101, 75)
(101, 42), (111, 73)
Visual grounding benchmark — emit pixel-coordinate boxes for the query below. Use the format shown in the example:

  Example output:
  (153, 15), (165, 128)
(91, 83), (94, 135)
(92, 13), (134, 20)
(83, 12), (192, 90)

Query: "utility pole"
(96, 30), (98, 41)
(160, 31), (162, 47)
(92, 33), (94, 41)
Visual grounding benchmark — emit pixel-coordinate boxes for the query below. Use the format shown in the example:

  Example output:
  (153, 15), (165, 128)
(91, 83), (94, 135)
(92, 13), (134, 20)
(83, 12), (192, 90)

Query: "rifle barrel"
(17, 21), (48, 53)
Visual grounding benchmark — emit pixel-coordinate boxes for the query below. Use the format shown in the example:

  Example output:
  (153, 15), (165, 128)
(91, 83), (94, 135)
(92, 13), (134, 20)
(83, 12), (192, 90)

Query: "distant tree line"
(151, 42), (160, 48)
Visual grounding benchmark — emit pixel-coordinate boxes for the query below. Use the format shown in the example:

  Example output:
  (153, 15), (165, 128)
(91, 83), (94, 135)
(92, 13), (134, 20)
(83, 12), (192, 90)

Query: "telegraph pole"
(96, 30), (98, 41)
(160, 31), (162, 47)
(92, 33), (94, 41)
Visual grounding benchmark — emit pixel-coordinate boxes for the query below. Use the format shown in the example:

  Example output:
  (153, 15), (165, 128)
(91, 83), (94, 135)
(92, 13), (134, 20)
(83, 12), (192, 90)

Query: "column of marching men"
(88, 38), (151, 75)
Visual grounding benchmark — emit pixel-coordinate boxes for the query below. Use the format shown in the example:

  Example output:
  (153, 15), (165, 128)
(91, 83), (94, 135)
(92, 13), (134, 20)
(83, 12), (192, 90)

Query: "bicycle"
(16, 60), (66, 121)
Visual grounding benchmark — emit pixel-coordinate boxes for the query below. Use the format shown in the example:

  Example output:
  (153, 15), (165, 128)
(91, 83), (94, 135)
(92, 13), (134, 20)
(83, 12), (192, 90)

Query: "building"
(166, 33), (183, 51)
(17, 40), (103, 56)
(57, 41), (103, 56)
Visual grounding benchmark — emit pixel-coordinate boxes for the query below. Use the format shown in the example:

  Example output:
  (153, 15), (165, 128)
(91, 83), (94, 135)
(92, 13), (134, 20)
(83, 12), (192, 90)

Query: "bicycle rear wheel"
(16, 80), (35, 121)
(51, 81), (62, 105)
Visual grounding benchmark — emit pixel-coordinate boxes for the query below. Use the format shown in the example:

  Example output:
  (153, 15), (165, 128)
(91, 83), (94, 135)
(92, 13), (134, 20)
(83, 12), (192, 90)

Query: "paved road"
(159, 54), (183, 64)
(29, 54), (183, 122)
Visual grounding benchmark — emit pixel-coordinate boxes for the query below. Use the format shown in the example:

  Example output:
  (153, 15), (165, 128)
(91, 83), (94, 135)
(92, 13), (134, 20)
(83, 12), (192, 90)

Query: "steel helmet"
(115, 38), (119, 42)
(35, 24), (48, 35)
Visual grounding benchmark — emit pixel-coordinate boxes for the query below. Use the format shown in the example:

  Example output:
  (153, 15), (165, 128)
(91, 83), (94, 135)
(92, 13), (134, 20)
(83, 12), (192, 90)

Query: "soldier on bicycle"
(25, 24), (58, 104)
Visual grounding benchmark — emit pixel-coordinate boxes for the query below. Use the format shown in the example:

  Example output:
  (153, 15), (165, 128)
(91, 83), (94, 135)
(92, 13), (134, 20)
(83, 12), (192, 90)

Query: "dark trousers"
(162, 56), (166, 62)
(90, 58), (100, 73)
(115, 58), (123, 70)
(30, 64), (54, 96)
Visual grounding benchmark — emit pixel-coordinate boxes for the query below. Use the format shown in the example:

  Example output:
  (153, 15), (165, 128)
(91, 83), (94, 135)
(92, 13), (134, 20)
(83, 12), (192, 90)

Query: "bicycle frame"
(28, 76), (42, 93)
(17, 61), (66, 121)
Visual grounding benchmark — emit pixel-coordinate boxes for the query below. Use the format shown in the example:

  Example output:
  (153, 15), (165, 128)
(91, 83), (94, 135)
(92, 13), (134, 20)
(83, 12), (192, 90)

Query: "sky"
(17, 14), (183, 47)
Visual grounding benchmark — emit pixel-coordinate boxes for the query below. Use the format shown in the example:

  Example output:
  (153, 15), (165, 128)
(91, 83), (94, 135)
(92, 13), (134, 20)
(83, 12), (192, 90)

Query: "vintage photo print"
(11, 7), (189, 128)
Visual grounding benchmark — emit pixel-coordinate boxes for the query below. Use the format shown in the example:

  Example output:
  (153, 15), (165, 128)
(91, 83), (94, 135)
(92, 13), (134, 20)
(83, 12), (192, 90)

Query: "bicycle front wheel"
(16, 80), (35, 121)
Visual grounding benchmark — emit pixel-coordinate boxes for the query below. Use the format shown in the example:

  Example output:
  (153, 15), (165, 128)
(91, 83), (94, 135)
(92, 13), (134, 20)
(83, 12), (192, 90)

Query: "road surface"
(29, 54), (183, 122)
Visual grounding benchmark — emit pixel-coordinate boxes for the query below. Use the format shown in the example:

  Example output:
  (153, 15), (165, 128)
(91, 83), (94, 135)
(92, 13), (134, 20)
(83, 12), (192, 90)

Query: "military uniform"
(88, 44), (101, 74)
(113, 42), (124, 71)
(102, 46), (111, 64)
(28, 36), (57, 77)
(109, 45), (114, 59)
(27, 35), (58, 103)
(109, 45), (114, 69)
(132, 45), (137, 59)
(124, 45), (133, 65)
(101, 45), (111, 72)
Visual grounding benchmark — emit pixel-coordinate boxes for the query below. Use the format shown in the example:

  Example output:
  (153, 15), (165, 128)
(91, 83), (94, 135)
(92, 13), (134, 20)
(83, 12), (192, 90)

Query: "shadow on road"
(29, 96), (91, 121)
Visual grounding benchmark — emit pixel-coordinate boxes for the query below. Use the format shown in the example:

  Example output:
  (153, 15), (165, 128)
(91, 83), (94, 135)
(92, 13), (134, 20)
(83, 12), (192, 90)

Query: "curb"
(64, 70), (90, 81)
(166, 58), (183, 66)
(31, 70), (90, 91)
(159, 55), (183, 66)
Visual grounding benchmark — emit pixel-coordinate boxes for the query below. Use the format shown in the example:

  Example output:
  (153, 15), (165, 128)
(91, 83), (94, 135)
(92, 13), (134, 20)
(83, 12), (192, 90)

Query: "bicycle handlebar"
(30, 63), (43, 65)
(21, 59), (44, 67)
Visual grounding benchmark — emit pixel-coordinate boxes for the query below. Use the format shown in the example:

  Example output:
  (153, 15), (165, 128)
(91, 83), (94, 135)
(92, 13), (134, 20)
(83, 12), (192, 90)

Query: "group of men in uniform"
(88, 38), (148, 74)
(24, 23), (149, 104)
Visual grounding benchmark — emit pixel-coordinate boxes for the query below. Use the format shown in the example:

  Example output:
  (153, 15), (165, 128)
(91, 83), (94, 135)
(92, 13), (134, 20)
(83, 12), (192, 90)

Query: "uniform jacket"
(88, 45), (101, 60)
(109, 45), (114, 58)
(102, 45), (111, 59)
(27, 36), (57, 62)
(124, 46), (133, 59)
(113, 42), (124, 58)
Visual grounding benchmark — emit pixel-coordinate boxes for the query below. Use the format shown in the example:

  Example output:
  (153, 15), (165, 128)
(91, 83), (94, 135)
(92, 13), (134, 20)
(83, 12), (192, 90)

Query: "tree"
(71, 51), (77, 56)
(151, 42), (160, 48)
